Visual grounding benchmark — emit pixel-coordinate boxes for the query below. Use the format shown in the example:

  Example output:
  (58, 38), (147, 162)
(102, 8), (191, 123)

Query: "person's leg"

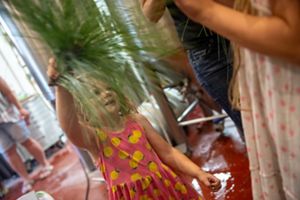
(21, 138), (50, 167)
(0, 123), (31, 181)
(11, 121), (53, 179)
(9, 120), (50, 167)
(0, 181), (8, 197)
(162, 50), (222, 112)
(1, 122), (34, 193)
(4, 145), (31, 182)
(4, 144), (34, 193)
(187, 37), (244, 139)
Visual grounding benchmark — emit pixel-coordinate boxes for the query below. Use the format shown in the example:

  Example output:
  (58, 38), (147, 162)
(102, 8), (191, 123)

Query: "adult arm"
(141, 0), (166, 22)
(174, 0), (300, 65)
(48, 59), (99, 157)
(0, 77), (30, 124)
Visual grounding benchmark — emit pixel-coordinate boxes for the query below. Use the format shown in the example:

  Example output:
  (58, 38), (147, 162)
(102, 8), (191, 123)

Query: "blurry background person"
(141, 0), (244, 138)
(0, 77), (53, 194)
(174, 0), (300, 199)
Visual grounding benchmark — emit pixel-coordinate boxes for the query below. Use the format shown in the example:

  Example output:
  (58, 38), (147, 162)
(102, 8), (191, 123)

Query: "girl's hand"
(197, 171), (221, 192)
(47, 58), (59, 86)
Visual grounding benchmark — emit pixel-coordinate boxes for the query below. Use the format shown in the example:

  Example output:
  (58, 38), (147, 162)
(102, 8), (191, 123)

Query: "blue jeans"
(187, 38), (244, 136)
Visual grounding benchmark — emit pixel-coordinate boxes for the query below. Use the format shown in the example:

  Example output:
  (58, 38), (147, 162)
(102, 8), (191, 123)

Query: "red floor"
(3, 146), (108, 200)
(3, 116), (252, 200)
(189, 131), (252, 200)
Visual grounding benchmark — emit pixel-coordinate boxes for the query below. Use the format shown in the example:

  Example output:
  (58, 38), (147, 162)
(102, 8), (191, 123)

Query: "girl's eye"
(93, 89), (100, 95)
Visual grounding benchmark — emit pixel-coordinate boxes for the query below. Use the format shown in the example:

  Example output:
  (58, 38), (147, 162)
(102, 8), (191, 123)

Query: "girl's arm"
(174, 0), (300, 65)
(48, 59), (99, 158)
(141, 0), (166, 22)
(134, 114), (221, 190)
(55, 86), (86, 149)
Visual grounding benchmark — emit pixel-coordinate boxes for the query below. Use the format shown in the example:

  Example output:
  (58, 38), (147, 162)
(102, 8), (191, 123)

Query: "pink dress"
(96, 119), (202, 200)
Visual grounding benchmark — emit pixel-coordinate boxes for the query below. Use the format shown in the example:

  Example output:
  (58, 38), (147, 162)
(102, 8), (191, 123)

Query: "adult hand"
(19, 108), (30, 126)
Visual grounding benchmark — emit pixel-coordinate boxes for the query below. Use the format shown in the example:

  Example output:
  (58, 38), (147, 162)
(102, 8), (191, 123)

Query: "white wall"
(0, 25), (36, 99)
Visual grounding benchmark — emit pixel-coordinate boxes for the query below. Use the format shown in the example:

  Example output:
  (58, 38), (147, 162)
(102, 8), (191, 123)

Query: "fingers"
(48, 57), (57, 71)
(49, 57), (56, 65)
(200, 177), (211, 187)
(209, 176), (220, 185)
(198, 173), (221, 192)
(209, 176), (221, 191)
(19, 112), (30, 126)
(47, 57), (59, 85)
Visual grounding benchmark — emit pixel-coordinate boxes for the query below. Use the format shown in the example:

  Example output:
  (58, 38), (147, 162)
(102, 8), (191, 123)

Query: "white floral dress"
(238, 1), (300, 200)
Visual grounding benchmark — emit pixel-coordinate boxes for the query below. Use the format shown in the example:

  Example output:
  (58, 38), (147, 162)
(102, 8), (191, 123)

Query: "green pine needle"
(8, 0), (178, 131)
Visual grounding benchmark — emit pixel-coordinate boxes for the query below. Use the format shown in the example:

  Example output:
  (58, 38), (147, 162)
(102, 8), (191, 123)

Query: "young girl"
(47, 58), (221, 199)
(173, 0), (300, 200)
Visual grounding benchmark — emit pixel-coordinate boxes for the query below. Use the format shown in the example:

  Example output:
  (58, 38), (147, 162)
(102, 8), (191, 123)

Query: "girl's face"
(91, 82), (120, 116)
